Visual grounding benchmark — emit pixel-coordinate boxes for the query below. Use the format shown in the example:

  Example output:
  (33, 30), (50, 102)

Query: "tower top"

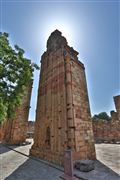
(47, 29), (67, 51)
(51, 29), (62, 36)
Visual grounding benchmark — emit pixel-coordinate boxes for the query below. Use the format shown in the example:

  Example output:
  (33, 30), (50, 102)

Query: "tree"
(0, 32), (39, 124)
(92, 112), (111, 121)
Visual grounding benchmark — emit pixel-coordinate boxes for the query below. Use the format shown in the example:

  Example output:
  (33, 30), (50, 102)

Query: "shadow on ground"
(0, 143), (17, 154)
(0, 141), (31, 154)
(5, 158), (62, 180)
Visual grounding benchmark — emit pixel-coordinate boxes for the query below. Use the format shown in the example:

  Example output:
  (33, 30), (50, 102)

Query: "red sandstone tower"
(30, 30), (96, 165)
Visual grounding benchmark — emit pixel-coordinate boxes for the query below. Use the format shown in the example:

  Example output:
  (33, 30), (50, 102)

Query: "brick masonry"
(93, 95), (120, 143)
(0, 83), (32, 144)
(30, 30), (96, 165)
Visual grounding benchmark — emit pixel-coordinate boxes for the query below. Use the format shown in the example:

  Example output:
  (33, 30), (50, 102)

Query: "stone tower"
(30, 30), (96, 165)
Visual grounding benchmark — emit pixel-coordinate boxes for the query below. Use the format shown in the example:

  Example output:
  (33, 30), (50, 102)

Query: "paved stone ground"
(95, 143), (120, 175)
(0, 139), (120, 180)
(0, 142), (62, 180)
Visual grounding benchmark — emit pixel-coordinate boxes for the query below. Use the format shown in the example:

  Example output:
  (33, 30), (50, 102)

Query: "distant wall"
(92, 95), (120, 143)
(93, 119), (120, 143)
(0, 124), (2, 140)
(27, 121), (35, 138)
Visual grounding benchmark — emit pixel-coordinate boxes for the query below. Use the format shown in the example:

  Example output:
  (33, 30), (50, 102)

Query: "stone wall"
(30, 30), (96, 165)
(93, 95), (120, 143)
(27, 121), (35, 132)
(27, 121), (35, 138)
(0, 124), (4, 141)
(0, 83), (32, 144)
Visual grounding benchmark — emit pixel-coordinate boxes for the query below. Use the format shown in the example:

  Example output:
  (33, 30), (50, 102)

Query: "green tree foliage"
(0, 32), (39, 124)
(92, 112), (111, 121)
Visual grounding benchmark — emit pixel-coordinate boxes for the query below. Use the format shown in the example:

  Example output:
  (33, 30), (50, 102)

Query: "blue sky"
(0, 0), (119, 120)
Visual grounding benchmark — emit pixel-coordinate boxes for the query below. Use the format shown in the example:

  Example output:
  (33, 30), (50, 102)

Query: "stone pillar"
(60, 150), (79, 180)
(30, 30), (96, 165)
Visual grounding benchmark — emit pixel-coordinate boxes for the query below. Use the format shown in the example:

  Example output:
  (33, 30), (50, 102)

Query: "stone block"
(74, 160), (95, 172)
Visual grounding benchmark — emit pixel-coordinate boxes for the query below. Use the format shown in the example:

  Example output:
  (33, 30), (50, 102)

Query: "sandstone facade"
(30, 30), (96, 165)
(93, 95), (120, 143)
(0, 83), (32, 144)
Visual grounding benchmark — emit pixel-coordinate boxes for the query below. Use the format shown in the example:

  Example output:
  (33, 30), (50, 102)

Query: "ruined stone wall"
(93, 95), (120, 143)
(114, 95), (120, 121)
(30, 30), (95, 165)
(0, 83), (32, 144)
(27, 121), (35, 133)
(0, 114), (2, 140)
(27, 121), (35, 138)
(93, 119), (120, 143)
(0, 121), (5, 141)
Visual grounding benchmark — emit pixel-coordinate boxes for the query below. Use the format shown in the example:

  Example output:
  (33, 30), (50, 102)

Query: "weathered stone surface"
(93, 95), (120, 143)
(47, 30), (67, 51)
(0, 84), (32, 144)
(75, 160), (95, 172)
(30, 30), (96, 165)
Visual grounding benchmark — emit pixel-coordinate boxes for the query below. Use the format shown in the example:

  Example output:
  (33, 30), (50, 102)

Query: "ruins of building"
(93, 95), (120, 143)
(0, 83), (32, 144)
(27, 121), (35, 138)
(30, 30), (96, 165)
